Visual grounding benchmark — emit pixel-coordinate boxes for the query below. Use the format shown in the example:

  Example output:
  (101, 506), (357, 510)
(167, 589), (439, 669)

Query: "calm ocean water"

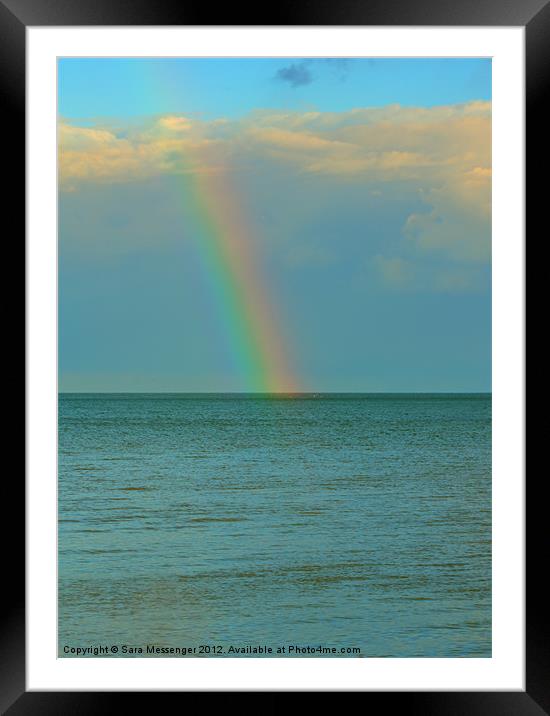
(58, 393), (491, 657)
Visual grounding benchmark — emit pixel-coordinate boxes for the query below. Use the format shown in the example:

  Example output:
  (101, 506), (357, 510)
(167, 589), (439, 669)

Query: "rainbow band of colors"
(183, 163), (297, 394)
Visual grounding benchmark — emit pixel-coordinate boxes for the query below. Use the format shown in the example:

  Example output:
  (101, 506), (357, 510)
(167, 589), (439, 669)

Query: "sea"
(58, 393), (491, 657)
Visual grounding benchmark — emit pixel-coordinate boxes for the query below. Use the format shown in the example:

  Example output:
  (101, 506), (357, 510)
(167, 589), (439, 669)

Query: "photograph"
(58, 56), (492, 659)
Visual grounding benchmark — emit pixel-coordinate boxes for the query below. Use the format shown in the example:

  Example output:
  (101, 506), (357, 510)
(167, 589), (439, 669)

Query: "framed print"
(7, 0), (541, 710)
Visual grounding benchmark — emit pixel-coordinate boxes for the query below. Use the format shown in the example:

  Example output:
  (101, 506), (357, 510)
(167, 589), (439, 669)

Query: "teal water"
(58, 393), (491, 657)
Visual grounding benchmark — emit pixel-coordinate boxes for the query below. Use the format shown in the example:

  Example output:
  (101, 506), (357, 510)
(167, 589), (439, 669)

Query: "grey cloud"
(275, 62), (313, 88)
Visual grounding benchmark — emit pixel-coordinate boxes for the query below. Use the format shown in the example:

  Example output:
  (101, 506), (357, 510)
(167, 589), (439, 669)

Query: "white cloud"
(60, 102), (491, 188)
(59, 102), (491, 272)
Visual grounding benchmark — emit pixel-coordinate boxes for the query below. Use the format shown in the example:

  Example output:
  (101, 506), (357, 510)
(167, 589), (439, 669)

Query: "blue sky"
(59, 58), (491, 392)
(59, 58), (491, 119)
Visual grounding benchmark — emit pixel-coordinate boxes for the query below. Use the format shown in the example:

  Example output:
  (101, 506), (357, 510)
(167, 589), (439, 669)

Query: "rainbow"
(178, 157), (298, 394)
(147, 62), (297, 393)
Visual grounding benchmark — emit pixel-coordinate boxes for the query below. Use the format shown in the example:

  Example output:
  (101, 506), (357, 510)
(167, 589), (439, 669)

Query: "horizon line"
(58, 390), (492, 395)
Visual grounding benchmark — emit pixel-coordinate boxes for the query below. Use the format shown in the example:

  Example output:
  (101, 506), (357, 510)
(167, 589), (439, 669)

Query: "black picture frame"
(6, 0), (539, 709)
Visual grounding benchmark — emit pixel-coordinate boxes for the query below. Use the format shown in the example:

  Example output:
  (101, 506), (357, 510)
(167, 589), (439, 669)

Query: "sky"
(58, 58), (491, 392)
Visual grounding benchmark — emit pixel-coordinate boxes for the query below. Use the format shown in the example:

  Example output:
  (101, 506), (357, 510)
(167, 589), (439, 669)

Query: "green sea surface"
(58, 393), (491, 657)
